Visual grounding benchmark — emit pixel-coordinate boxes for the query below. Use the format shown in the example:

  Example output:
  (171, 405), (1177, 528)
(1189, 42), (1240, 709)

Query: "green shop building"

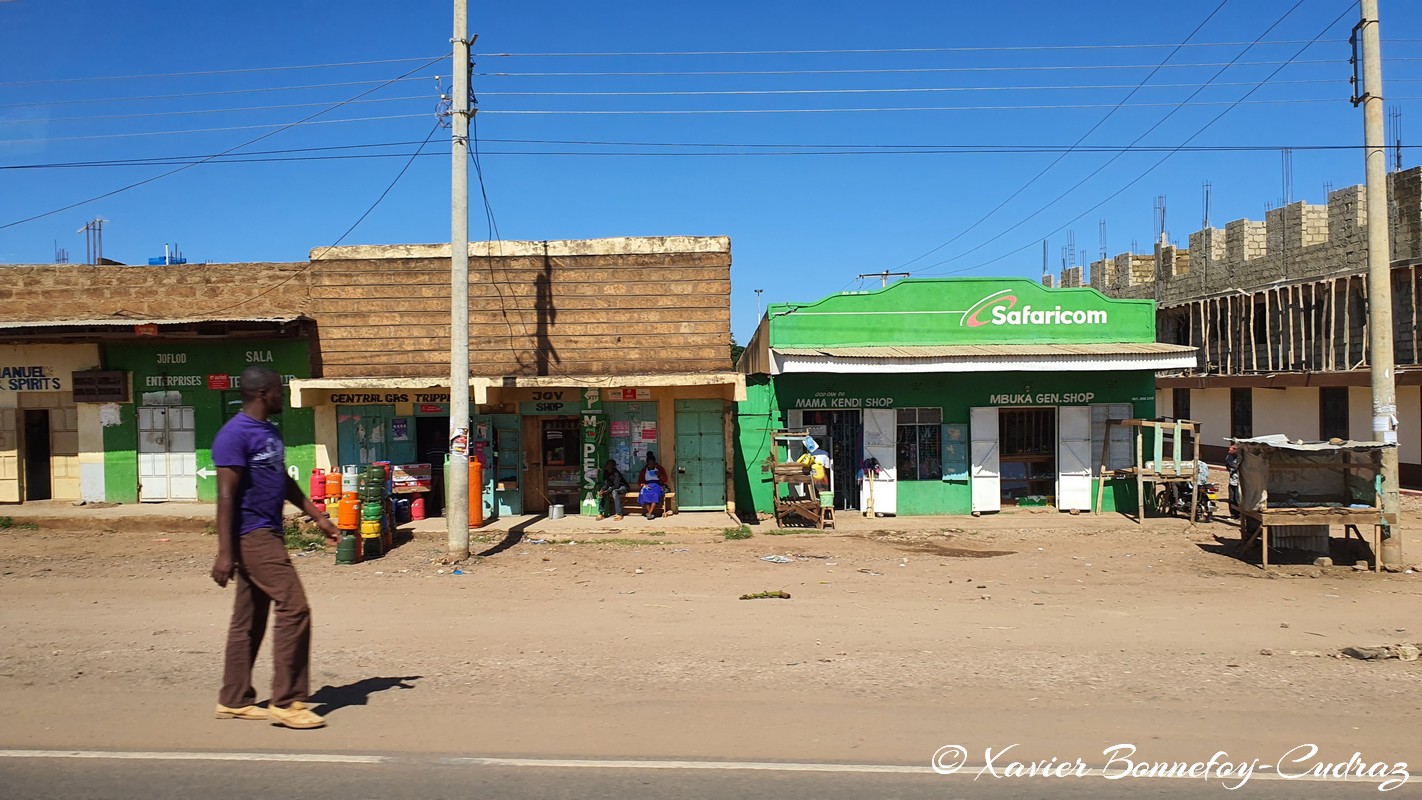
(734, 278), (1196, 516)
(101, 333), (316, 504)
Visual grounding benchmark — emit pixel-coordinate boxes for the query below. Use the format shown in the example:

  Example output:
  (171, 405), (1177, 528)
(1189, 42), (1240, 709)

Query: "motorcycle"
(1155, 480), (1218, 522)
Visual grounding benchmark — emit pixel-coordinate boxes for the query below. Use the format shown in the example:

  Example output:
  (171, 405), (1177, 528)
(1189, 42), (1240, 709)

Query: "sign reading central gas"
(962, 289), (1109, 328)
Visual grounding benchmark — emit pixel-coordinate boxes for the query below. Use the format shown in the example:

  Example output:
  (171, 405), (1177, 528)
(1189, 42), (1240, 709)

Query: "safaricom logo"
(961, 289), (1108, 328)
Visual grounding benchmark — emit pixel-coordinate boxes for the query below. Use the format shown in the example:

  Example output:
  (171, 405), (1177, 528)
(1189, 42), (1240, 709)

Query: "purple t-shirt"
(211, 413), (288, 535)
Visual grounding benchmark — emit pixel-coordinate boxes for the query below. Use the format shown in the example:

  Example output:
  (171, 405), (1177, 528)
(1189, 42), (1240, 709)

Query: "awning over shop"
(290, 372), (746, 407)
(769, 342), (1197, 374)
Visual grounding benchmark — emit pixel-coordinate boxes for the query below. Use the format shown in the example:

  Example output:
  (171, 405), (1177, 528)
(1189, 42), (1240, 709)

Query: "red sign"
(419, 404), (445, 414)
(207, 374), (231, 390)
(134, 324), (159, 337)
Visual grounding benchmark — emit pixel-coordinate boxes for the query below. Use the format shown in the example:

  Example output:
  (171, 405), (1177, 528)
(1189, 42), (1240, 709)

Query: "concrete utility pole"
(447, 0), (472, 561)
(1359, 0), (1401, 565)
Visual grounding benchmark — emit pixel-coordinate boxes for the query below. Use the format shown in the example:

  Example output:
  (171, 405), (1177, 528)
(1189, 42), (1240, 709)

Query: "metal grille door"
(138, 406), (197, 501)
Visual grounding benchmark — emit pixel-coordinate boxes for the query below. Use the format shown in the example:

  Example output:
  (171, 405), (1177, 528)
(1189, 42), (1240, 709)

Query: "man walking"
(211, 366), (338, 730)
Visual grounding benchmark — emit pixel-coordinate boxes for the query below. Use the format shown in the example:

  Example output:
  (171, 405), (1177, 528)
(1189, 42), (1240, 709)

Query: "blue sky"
(2, 0), (1420, 342)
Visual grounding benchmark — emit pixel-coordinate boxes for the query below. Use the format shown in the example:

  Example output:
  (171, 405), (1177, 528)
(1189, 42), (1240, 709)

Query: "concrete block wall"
(1059, 266), (1084, 288)
(1073, 166), (1422, 302)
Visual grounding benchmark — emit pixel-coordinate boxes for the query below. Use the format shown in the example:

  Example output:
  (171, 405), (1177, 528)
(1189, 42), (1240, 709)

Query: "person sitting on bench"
(638, 452), (670, 519)
(597, 459), (629, 521)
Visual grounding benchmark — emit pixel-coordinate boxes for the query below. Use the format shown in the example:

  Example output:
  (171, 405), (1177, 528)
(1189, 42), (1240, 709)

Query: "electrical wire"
(473, 40), (1359, 58)
(911, 0), (1316, 273)
(0, 56), (448, 87)
(481, 97), (1412, 114)
(2, 113), (433, 145)
(200, 120), (444, 315)
(0, 75), (442, 110)
(918, 2), (1361, 278)
(474, 59), (1354, 78)
(470, 78), (1355, 96)
(892, 0), (1233, 273)
(0, 94), (439, 126)
(0, 54), (448, 231)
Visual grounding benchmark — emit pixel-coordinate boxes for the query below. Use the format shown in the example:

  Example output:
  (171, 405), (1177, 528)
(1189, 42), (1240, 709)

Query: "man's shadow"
(476, 514), (548, 557)
(308, 675), (422, 716)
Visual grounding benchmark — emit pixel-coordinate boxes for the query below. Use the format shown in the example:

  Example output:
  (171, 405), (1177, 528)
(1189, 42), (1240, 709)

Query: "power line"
(920, 1), (1360, 278)
(0, 75), (442, 110)
(912, 0), (1315, 274)
(481, 97), (1417, 115)
(469, 78), (1362, 96)
(8, 141), (1421, 172)
(473, 40), (1363, 58)
(0, 94), (437, 126)
(474, 58), (1365, 78)
(2, 113), (433, 145)
(892, 0), (1233, 273)
(201, 120), (444, 316)
(0, 56), (448, 87)
(0, 55), (448, 231)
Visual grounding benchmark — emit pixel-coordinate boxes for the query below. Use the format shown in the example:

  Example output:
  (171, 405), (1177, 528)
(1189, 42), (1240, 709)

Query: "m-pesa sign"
(962, 289), (1108, 328)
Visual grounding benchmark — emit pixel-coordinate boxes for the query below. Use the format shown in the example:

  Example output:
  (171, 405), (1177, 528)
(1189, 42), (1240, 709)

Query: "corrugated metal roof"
(773, 342), (1194, 358)
(0, 317), (304, 330)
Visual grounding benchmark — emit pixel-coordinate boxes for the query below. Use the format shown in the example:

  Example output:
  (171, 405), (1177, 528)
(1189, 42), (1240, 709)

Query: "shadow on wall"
(534, 249), (560, 377)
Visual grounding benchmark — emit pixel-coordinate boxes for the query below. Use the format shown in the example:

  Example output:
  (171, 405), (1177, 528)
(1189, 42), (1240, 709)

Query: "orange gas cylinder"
(337, 492), (360, 529)
(469, 458), (483, 529)
(309, 468), (326, 502)
(324, 472), (342, 501)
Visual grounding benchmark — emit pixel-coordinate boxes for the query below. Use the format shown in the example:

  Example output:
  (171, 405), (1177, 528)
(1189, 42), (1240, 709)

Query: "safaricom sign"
(962, 289), (1108, 328)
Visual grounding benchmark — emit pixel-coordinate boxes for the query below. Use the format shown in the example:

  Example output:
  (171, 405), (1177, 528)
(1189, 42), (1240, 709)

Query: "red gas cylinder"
(410, 495), (426, 521)
(310, 468), (326, 501)
(313, 499), (327, 518)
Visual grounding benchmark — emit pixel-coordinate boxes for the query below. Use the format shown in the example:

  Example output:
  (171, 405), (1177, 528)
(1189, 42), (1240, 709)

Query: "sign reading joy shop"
(962, 289), (1109, 329)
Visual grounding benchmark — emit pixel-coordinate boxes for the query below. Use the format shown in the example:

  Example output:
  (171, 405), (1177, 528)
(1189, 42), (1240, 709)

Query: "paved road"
(1, 751), (1407, 800)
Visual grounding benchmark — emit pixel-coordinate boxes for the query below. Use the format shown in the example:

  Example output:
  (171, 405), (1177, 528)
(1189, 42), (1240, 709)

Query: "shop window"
(1319, 387), (1349, 441)
(1090, 403), (1134, 474)
(896, 407), (942, 481)
(1172, 388), (1191, 422)
(1230, 388), (1253, 439)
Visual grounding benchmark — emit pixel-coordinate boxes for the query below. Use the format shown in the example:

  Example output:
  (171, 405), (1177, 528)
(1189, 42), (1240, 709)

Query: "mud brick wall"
(310, 237), (732, 379)
(0, 262), (311, 321)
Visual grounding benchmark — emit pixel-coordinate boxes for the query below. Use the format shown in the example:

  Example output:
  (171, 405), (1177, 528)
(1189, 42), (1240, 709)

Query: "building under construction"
(1053, 165), (1422, 486)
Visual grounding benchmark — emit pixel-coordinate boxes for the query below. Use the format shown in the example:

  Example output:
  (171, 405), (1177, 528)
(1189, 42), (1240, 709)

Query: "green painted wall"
(735, 370), (1155, 516)
(102, 340), (314, 503)
(768, 278), (1156, 347)
(733, 377), (781, 518)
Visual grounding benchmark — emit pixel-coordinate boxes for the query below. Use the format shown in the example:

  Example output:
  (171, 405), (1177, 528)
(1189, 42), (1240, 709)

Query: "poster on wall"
(610, 420), (630, 438)
(391, 418), (410, 442)
(640, 421), (658, 442)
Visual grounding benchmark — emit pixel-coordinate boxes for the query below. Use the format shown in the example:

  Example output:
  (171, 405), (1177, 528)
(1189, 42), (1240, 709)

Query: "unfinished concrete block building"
(1059, 165), (1422, 485)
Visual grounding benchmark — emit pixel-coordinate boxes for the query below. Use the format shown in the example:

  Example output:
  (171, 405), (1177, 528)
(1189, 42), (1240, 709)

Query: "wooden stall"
(1095, 418), (1204, 524)
(769, 430), (832, 529)
(1232, 435), (1397, 571)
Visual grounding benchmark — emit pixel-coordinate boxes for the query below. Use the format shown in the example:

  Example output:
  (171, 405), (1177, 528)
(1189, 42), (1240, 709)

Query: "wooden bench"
(614, 490), (677, 516)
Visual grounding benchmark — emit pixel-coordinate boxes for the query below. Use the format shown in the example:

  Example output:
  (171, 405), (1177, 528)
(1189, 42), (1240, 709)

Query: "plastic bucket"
(549, 504), (565, 520)
(819, 491), (834, 508)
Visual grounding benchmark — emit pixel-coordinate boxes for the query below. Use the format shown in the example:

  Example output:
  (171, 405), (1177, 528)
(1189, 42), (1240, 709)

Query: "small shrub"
(722, 524), (753, 541)
(284, 520), (328, 551)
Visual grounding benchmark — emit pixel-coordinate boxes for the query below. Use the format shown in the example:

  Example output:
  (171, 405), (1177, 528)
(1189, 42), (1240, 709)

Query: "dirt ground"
(3, 499), (1422, 770)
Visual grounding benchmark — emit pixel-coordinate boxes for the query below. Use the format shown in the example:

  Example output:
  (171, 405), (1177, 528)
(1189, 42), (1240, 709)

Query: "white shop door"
(860, 408), (897, 515)
(970, 406), (1000, 513)
(138, 406), (197, 501)
(1057, 406), (1092, 512)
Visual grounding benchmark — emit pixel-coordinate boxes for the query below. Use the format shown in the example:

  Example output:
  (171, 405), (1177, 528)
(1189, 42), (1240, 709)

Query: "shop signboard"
(769, 278), (1155, 348)
(71, 370), (129, 403)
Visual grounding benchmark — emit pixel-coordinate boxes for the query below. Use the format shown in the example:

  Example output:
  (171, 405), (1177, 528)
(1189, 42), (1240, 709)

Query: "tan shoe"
(215, 703), (267, 721)
(269, 701), (326, 730)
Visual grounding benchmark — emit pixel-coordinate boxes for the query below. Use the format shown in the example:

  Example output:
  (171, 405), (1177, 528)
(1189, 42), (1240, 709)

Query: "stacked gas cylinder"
(313, 465), (393, 565)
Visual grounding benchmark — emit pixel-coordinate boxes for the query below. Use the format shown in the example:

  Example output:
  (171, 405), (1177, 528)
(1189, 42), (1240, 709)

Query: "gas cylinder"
(335, 530), (359, 565)
(325, 472), (342, 500)
(394, 497), (411, 525)
(469, 459), (483, 529)
(410, 495), (426, 521)
(361, 531), (383, 559)
(313, 499), (327, 518)
(341, 465), (358, 494)
(309, 468), (326, 502)
(360, 519), (381, 537)
(336, 492), (360, 529)
(362, 501), (382, 520)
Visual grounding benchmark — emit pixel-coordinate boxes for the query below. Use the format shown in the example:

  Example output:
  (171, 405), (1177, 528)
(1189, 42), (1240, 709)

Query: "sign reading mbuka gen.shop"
(961, 289), (1109, 329)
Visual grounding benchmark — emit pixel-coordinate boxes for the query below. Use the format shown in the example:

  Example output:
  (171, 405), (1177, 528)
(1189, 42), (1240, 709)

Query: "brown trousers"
(219, 527), (312, 709)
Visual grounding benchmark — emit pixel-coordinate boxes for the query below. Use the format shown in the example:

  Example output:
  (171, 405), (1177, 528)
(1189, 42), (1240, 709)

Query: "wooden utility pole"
(1358, 0), (1401, 564)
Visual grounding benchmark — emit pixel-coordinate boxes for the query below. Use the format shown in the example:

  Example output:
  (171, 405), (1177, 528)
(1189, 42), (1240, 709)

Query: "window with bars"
(896, 407), (942, 481)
